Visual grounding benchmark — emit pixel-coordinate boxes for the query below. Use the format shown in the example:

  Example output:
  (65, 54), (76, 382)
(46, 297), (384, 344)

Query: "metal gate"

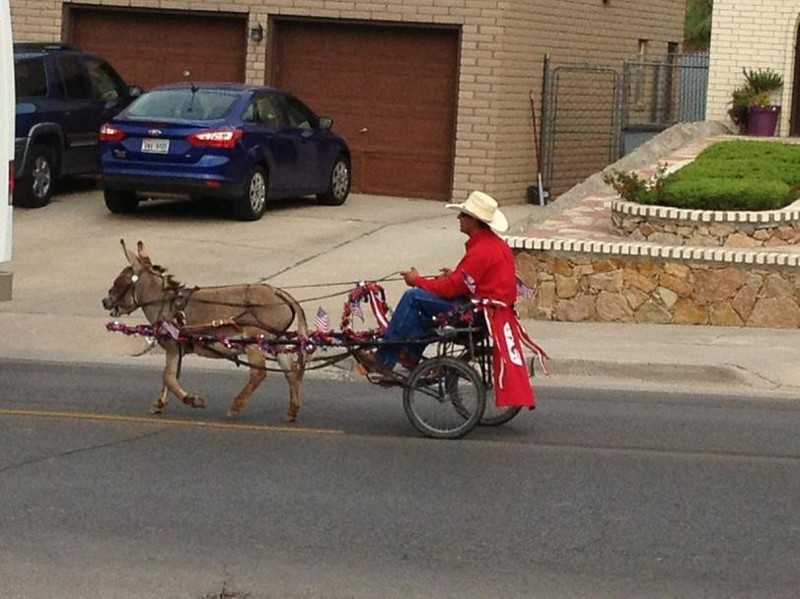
(540, 53), (709, 198)
(541, 58), (621, 197)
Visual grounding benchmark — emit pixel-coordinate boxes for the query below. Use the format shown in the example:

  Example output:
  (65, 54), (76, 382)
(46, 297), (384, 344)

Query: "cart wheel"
(403, 357), (485, 440)
(457, 348), (523, 426)
(478, 386), (523, 426)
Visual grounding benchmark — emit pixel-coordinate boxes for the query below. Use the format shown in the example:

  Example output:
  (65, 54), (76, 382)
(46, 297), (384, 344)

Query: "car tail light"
(187, 128), (243, 149)
(99, 123), (125, 142)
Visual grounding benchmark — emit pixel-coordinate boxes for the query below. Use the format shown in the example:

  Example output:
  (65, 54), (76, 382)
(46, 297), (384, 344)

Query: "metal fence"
(540, 53), (709, 197)
(622, 53), (709, 127)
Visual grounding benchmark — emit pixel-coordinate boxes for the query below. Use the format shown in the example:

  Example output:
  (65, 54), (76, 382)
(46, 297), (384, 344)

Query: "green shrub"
(606, 140), (800, 211)
(662, 178), (789, 211)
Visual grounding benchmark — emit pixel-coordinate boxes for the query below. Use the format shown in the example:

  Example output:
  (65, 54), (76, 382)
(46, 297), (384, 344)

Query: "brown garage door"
(274, 20), (459, 200)
(69, 8), (246, 91)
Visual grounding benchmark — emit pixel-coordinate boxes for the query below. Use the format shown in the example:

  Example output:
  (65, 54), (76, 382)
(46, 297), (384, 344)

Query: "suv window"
(85, 58), (126, 101)
(54, 56), (90, 99)
(14, 58), (47, 97)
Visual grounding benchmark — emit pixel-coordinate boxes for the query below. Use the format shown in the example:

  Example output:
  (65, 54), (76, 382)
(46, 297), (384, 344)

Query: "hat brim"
(446, 203), (509, 233)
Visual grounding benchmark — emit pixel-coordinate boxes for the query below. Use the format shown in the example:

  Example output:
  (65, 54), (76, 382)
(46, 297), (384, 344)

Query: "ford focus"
(97, 83), (351, 221)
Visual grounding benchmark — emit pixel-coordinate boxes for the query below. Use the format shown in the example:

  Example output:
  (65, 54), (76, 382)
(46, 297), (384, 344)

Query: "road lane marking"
(0, 407), (344, 435)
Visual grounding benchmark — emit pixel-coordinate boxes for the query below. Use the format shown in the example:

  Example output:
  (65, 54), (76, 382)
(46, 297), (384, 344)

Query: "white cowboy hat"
(446, 191), (509, 233)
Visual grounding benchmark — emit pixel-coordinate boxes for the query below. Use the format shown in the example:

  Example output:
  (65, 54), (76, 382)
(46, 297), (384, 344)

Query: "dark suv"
(14, 43), (141, 207)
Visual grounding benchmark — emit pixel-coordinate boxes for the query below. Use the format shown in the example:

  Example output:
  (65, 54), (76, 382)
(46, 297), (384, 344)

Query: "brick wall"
(706, 1), (796, 135)
(10, 0), (684, 205)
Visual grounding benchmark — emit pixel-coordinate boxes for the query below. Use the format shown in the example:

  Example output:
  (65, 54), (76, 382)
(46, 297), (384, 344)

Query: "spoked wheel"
(403, 357), (485, 440)
(457, 347), (523, 426)
(479, 386), (523, 426)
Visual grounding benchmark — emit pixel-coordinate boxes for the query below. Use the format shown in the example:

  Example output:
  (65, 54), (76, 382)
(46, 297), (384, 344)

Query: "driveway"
(0, 180), (533, 365)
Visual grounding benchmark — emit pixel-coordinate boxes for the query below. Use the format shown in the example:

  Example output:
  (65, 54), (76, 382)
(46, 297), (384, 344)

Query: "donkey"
(102, 240), (308, 421)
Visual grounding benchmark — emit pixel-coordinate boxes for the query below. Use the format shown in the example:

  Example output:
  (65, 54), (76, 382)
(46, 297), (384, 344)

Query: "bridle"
(107, 265), (178, 319)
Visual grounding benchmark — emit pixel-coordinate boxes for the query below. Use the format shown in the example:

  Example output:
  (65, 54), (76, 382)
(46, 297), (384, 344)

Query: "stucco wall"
(9, 0), (684, 204)
(706, 0), (798, 135)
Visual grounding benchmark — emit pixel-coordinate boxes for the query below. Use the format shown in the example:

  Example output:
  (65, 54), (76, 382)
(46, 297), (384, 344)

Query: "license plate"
(141, 138), (169, 154)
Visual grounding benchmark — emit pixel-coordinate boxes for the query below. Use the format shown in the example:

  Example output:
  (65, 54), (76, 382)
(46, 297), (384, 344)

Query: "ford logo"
(148, 129), (162, 136)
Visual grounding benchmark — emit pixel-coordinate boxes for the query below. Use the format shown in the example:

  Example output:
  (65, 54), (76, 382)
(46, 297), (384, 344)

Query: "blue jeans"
(377, 288), (464, 367)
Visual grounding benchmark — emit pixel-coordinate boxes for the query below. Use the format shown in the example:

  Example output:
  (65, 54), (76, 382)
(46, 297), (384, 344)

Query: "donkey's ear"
(120, 239), (139, 266)
(136, 241), (153, 265)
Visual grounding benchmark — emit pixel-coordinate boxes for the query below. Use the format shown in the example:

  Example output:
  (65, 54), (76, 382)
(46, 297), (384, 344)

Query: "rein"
(128, 267), (293, 336)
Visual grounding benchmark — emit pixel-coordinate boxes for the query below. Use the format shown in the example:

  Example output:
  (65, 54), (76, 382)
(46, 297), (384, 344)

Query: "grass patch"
(605, 140), (800, 211)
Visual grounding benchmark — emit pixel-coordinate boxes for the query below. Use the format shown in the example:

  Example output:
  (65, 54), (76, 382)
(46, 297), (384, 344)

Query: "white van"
(0, 0), (14, 300)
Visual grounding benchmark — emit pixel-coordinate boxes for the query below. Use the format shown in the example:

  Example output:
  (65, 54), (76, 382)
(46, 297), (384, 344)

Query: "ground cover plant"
(604, 140), (800, 211)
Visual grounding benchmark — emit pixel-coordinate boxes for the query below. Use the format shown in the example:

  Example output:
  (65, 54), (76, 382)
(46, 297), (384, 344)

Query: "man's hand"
(401, 267), (419, 286)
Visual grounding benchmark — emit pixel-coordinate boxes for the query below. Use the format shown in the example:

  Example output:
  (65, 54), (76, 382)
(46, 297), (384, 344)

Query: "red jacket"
(412, 228), (517, 304)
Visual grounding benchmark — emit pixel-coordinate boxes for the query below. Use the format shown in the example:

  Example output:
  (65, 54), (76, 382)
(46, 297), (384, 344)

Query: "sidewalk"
(0, 308), (796, 395)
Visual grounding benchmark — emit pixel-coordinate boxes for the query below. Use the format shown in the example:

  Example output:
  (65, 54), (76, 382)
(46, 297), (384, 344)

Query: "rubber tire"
(104, 190), (139, 214)
(460, 348), (523, 426)
(479, 389), (523, 426)
(403, 356), (485, 440)
(233, 167), (267, 221)
(16, 145), (56, 208)
(316, 155), (350, 206)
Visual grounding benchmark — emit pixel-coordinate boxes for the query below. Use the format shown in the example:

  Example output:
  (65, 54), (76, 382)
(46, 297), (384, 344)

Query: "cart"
(108, 280), (536, 440)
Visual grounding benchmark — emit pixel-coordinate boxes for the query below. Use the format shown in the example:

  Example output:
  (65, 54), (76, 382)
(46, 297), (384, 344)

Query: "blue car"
(97, 82), (351, 220)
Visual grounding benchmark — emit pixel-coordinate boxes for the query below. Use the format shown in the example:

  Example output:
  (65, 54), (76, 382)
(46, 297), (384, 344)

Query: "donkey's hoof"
(225, 407), (240, 418)
(284, 412), (298, 423)
(184, 394), (206, 409)
(150, 405), (164, 415)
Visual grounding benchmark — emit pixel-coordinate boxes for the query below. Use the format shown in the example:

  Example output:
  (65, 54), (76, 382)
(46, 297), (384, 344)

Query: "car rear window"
(14, 58), (47, 97)
(126, 89), (239, 121)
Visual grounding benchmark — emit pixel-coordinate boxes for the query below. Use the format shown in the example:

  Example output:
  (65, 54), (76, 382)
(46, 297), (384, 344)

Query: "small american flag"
(314, 306), (331, 332)
(462, 272), (477, 294)
(349, 301), (364, 321)
(516, 276), (535, 299)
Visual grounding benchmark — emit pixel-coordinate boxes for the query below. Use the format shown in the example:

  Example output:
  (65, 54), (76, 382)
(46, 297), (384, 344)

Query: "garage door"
(69, 8), (246, 91)
(274, 20), (459, 200)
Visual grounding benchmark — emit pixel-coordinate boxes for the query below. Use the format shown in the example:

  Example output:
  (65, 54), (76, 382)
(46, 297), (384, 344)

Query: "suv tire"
(104, 189), (139, 214)
(16, 145), (56, 208)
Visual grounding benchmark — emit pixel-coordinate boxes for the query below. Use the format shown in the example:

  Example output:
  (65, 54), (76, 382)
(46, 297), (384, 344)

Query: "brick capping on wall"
(505, 236), (800, 266)
(610, 198), (800, 247)
(611, 198), (800, 225)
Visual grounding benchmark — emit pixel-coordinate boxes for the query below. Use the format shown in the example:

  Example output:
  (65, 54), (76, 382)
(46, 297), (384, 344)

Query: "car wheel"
(104, 190), (139, 214)
(234, 167), (267, 221)
(317, 154), (350, 206)
(16, 145), (56, 208)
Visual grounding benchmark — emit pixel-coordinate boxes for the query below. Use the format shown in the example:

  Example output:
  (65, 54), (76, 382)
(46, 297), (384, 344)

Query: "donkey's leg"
(150, 383), (170, 414)
(161, 345), (205, 410)
(277, 353), (304, 422)
(226, 346), (267, 417)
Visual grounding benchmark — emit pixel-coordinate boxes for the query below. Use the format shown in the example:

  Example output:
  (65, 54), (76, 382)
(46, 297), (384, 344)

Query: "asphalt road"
(2, 360), (800, 598)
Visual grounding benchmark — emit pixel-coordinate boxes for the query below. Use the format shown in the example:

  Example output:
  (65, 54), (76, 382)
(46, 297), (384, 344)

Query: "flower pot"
(746, 105), (780, 136)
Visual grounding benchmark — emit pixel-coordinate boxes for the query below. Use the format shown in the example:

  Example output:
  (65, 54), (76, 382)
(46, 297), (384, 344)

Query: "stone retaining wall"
(611, 198), (800, 247)
(509, 237), (800, 328)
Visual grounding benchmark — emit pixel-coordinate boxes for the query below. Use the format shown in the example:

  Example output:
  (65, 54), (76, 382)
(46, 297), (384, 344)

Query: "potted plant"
(728, 68), (784, 136)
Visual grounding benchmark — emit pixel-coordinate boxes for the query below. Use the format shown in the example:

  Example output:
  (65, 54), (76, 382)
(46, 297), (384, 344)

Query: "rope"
(261, 272), (404, 306)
